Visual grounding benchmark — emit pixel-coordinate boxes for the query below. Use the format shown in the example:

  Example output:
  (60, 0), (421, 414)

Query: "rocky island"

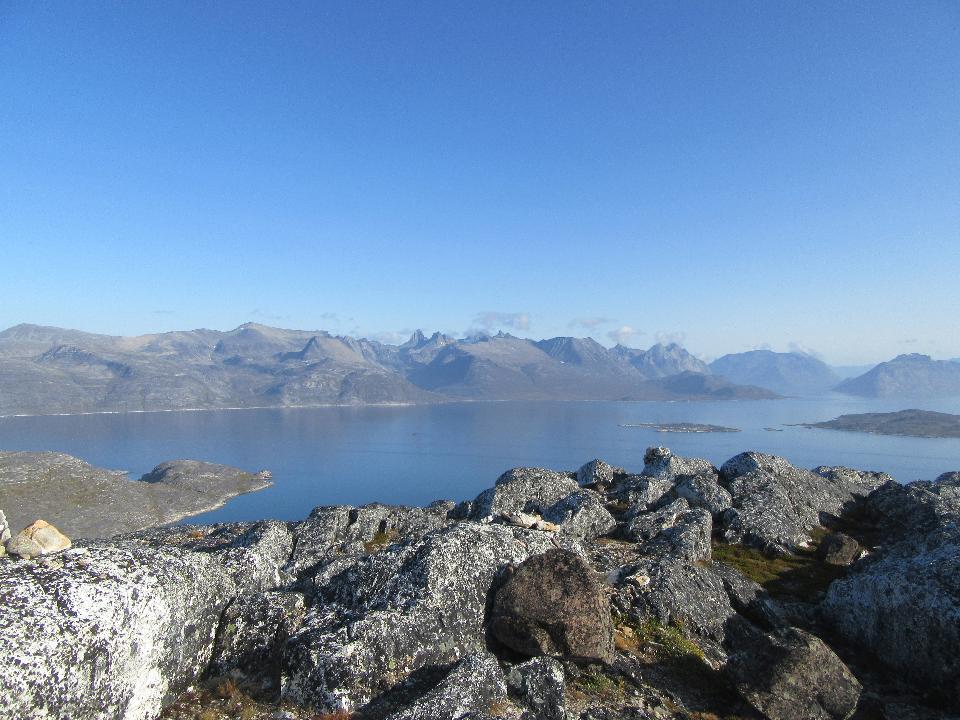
(0, 447), (957, 720)
(804, 409), (960, 439)
(0, 452), (272, 538)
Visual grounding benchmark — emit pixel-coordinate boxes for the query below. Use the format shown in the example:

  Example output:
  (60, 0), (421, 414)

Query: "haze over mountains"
(1, 323), (958, 416)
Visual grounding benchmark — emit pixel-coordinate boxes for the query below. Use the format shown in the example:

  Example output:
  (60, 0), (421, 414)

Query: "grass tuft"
(363, 528), (398, 553)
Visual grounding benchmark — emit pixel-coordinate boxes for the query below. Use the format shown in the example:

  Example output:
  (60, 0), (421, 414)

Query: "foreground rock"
(822, 475), (960, 704)
(490, 549), (614, 664)
(1, 447), (956, 720)
(5, 519), (71, 558)
(727, 626), (862, 720)
(282, 522), (581, 712)
(0, 451), (272, 538)
(0, 541), (237, 720)
(719, 452), (886, 553)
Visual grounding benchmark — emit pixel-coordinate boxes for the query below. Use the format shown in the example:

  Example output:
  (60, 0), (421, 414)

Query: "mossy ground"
(615, 617), (705, 662)
(711, 530), (846, 601)
(363, 528), (398, 553)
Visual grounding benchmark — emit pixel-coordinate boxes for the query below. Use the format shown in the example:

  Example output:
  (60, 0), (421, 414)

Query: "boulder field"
(0, 447), (957, 720)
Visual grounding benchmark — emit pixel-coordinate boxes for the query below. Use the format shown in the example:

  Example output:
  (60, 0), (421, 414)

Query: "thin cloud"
(607, 325), (642, 346)
(788, 341), (824, 360)
(568, 316), (613, 330)
(655, 331), (687, 346)
(473, 311), (531, 332)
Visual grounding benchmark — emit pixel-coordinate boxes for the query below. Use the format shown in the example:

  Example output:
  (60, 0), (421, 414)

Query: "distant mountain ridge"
(0, 323), (777, 415)
(834, 354), (960, 398)
(709, 350), (840, 396)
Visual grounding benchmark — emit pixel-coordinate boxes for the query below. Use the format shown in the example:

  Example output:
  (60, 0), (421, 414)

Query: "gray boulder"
(576, 459), (621, 487)
(609, 474), (675, 509)
(642, 507), (713, 563)
(506, 656), (566, 720)
(490, 549), (614, 664)
(284, 503), (450, 579)
(0, 541), (237, 720)
(281, 522), (580, 712)
(674, 473), (733, 517)
(470, 467), (614, 539)
(383, 652), (508, 720)
(642, 446), (717, 482)
(719, 451), (886, 553)
(470, 467), (580, 519)
(817, 532), (860, 566)
(821, 478), (960, 704)
(623, 498), (690, 542)
(541, 490), (616, 540)
(726, 626), (862, 720)
(128, 520), (294, 594)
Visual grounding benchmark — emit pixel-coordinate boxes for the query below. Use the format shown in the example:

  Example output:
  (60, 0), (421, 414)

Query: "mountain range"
(0, 323), (776, 415)
(1, 323), (957, 415)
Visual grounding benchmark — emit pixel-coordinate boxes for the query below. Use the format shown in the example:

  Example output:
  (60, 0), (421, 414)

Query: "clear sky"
(1, 2), (958, 364)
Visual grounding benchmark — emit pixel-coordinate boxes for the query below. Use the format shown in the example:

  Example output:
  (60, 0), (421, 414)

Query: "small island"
(803, 409), (960, 439)
(620, 422), (740, 433)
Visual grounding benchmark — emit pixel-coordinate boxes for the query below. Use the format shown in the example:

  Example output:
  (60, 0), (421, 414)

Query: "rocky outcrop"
(282, 522), (580, 712)
(1, 448), (955, 719)
(490, 549), (614, 664)
(0, 541), (237, 720)
(469, 467), (615, 539)
(821, 475), (960, 704)
(719, 452), (886, 553)
(726, 626), (862, 720)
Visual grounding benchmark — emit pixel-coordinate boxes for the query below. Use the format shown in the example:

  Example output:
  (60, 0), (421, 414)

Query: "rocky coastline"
(0, 448), (957, 720)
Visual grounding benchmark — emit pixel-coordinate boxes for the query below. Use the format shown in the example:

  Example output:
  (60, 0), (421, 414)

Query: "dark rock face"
(719, 451), (886, 553)
(0, 541), (237, 720)
(817, 532), (860, 566)
(726, 627), (862, 720)
(490, 549), (614, 664)
(821, 476), (960, 704)
(282, 523), (576, 712)
(382, 652), (507, 720)
(506, 656), (566, 720)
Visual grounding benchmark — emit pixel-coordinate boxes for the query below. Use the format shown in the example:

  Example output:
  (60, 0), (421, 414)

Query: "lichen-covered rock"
(282, 522), (580, 712)
(0, 540), (236, 720)
(209, 591), (307, 698)
(726, 626), (862, 720)
(506, 656), (566, 720)
(383, 652), (507, 720)
(719, 451), (886, 553)
(674, 473), (733, 517)
(609, 474), (675, 509)
(490, 549), (613, 664)
(817, 532), (860, 566)
(642, 447), (717, 482)
(128, 520), (294, 594)
(284, 503), (450, 580)
(623, 498), (690, 542)
(469, 468), (613, 539)
(541, 490), (616, 540)
(821, 477), (960, 704)
(469, 467), (580, 519)
(576, 459), (622, 487)
(617, 557), (737, 650)
(641, 507), (712, 563)
(5, 519), (71, 559)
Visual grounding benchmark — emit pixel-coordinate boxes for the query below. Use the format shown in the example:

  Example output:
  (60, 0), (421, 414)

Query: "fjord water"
(2, 396), (960, 524)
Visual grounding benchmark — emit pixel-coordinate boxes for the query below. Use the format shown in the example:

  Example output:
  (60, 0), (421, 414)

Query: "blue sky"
(1, 2), (958, 364)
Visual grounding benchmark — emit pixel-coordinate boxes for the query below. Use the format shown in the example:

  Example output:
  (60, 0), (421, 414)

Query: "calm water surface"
(2, 396), (959, 524)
